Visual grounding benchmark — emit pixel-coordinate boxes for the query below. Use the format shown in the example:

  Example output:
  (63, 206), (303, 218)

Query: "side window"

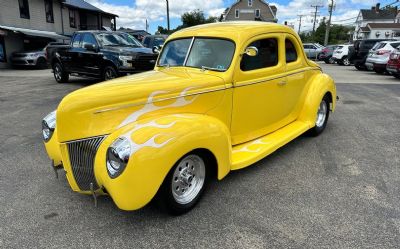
(72, 34), (82, 48)
(240, 38), (278, 71)
(143, 37), (150, 47)
(235, 9), (239, 18)
(285, 39), (298, 63)
(303, 45), (310, 49)
(81, 34), (97, 48)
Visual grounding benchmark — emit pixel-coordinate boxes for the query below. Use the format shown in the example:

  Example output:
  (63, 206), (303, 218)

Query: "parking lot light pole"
(166, 0), (170, 31)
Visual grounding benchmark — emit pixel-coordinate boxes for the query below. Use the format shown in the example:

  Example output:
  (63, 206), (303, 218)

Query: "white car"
(332, 44), (353, 66)
(365, 41), (400, 73)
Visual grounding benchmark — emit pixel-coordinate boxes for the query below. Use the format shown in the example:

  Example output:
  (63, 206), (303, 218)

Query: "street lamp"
(166, 0), (170, 31)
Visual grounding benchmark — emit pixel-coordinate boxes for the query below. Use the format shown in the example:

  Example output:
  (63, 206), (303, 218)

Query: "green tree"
(300, 19), (354, 45)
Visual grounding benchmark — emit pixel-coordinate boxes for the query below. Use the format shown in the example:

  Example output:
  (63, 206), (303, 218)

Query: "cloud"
(86, 0), (225, 30)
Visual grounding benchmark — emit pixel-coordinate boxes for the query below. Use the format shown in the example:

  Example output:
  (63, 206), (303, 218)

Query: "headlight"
(119, 55), (133, 67)
(42, 111), (56, 142)
(106, 137), (131, 178)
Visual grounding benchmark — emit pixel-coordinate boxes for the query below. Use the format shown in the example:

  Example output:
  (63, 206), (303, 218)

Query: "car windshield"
(96, 33), (142, 47)
(158, 38), (235, 71)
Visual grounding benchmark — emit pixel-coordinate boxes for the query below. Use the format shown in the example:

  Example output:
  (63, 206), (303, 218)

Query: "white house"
(353, 3), (397, 40)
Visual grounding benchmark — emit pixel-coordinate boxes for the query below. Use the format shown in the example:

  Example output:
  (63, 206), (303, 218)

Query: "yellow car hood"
(56, 68), (226, 142)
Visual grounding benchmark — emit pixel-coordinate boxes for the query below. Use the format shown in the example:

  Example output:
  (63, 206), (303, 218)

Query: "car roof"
(168, 21), (298, 46)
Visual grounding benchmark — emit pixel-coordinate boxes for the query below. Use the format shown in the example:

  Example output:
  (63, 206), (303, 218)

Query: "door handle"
(277, 81), (287, 86)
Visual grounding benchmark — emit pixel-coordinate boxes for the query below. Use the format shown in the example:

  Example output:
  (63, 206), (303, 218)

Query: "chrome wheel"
(171, 154), (205, 205)
(328, 57), (335, 64)
(316, 99), (328, 128)
(54, 64), (62, 81)
(343, 58), (350, 66)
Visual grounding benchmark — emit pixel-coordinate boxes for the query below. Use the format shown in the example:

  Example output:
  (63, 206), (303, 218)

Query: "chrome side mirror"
(244, 46), (258, 57)
(152, 45), (163, 54)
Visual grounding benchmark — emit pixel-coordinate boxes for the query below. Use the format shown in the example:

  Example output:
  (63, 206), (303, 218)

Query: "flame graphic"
(118, 87), (197, 128)
(120, 120), (177, 156)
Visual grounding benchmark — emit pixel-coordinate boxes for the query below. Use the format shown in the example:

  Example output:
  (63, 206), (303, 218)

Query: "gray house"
(0, 0), (117, 68)
(221, 0), (277, 23)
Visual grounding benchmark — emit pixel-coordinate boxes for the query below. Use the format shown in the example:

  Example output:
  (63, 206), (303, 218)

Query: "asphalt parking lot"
(1, 65), (399, 248)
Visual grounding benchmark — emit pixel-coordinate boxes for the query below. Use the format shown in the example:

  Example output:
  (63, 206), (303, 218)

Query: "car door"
(284, 35), (308, 120)
(231, 34), (292, 145)
(80, 33), (102, 76)
(64, 33), (82, 72)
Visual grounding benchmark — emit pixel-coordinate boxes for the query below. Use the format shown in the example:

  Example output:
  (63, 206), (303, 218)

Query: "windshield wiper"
(200, 66), (225, 72)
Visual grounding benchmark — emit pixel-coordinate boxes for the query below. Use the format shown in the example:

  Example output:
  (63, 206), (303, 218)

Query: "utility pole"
(166, 0), (170, 31)
(324, 0), (334, 46)
(311, 4), (323, 33)
(297, 14), (306, 33)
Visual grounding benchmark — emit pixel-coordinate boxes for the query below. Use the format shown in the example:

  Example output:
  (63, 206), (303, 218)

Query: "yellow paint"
(43, 22), (336, 211)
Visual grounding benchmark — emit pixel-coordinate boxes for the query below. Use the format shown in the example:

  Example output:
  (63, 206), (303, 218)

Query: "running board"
(231, 121), (311, 170)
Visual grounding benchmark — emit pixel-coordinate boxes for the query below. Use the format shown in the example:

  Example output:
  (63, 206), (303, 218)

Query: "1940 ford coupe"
(42, 22), (336, 214)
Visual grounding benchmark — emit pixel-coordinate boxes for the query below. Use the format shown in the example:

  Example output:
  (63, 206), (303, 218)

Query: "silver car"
(11, 48), (47, 68)
(365, 41), (400, 74)
(303, 43), (324, 59)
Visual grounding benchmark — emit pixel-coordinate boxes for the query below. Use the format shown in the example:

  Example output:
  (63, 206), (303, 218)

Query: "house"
(0, 0), (118, 68)
(353, 3), (397, 40)
(220, 0), (277, 23)
(359, 23), (400, 40)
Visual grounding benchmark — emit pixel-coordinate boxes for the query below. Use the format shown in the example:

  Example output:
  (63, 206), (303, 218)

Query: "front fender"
(298, 73), (336, 126)
(94, 114), (231, 211)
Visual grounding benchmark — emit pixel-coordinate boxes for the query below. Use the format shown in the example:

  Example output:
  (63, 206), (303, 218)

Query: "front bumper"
(11, 57), (38, 66)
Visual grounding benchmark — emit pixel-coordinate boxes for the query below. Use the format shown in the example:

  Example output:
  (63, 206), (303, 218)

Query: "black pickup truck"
(47, 31), (158, 83)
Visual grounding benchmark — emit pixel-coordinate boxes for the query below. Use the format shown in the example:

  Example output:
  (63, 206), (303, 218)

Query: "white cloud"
(86, 0), (225, 30)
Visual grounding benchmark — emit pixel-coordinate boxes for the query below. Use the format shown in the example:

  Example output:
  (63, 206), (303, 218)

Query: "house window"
(44, 0), (54, 23)
(235, 9), (239, 18)
(255, 9), (260, 17)
(248, 0), (253, 7)
(69, 9), (76, 28)
(18, 0), (30, 19)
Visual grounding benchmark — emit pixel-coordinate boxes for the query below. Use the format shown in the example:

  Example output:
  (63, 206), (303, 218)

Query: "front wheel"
(53, 62), (69, 83)
(309, 95), (330, 136)
(103, 66), (117, 81)
(158, 153), (208, 215)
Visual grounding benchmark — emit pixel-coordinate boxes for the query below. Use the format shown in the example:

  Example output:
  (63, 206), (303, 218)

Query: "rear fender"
(298, 73), (336, 126)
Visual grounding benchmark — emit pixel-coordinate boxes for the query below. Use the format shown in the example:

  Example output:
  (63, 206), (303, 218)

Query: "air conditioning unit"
(376, 31), (381, 37)
(385, 31), (391, 36)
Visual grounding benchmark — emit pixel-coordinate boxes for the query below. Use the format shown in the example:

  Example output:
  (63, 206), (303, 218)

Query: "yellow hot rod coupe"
(42, 22), (336, 214)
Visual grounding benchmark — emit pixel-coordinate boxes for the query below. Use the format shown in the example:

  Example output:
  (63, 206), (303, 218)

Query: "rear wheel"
(394, 74), (400, 79)
(158, 153), (208, 215)
(309, 95), (330, 136)
(328, 57), (335, 64)
(53, 62), (69, 83)
(374, 68), (385, 74)
(36, 57), (47, 69)
(342, 57), (350, 66)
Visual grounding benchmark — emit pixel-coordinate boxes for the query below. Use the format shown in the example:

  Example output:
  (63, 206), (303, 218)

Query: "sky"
(85, 0), (387, 34)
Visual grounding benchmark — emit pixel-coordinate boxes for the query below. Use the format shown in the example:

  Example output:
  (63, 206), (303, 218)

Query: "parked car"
(332, 44), (353, 66)
(386, 50), (400, 78)
(318, 45), (339, 64)
(11, 48), (47, 68)
(142, 35), (168, 49)
(349, 39), (394, 70)
(303, 43), (324, 59)
(364, 41), (400, 74)
(48, 31), (157, 83)
(42, 22), (336, 214)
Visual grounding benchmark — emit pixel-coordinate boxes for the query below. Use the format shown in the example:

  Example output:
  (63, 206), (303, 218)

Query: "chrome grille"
(67, 136), (106, 191)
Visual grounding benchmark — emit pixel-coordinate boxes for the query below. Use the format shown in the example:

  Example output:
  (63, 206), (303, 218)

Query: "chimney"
(372, 6), (376, 11)
(376, 3), (380, 13)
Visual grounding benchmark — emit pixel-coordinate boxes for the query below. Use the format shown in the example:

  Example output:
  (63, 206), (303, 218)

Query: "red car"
(386, 52), (400, 79)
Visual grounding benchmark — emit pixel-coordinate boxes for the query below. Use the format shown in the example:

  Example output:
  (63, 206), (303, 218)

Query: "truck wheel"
(53, 62), (69, 83)
(309, 95), (330, 136)
(158, 153), (208, 215)
(103, 66), (117, 81)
